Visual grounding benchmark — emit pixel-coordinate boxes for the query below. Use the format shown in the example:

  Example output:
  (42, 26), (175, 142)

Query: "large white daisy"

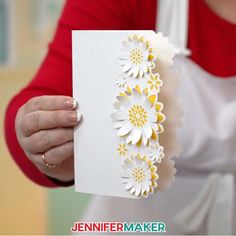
(121, 154), (158, 198)
(119, 35), (156, 78)
(111, 86), (165, 145)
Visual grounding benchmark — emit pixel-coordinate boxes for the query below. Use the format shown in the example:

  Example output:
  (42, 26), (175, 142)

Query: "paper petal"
(122, 40), (131, 50)
(121, 171), (132, 178)
(117, 125), (132, 136)
(125, 181), (133, 190)
(143, 98), (152, 109)
(111, 111), (127, 120)
(132, 87), (141, 103)
(132, 129), (142, 144)
(113, 120), (127, 129)
(143, 137), (148, 146)
(116, 96), (131, 108)
(126, 134), (133, 144)
(130, 187), (136, 194)
(144, 126), (152, 139)
(133, 65), (139, 78)
(135, 184), (141, 196)
(140, 62), (148, 73)
(122, 61), (133, 72)
(149, 113), (157, 122)
(119, 52), (129, 60)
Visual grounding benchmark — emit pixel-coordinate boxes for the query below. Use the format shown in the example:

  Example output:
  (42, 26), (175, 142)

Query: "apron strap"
(157, 0), (191, 56)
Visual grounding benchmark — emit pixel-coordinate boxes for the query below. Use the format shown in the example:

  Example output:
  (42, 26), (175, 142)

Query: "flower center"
(130, 48), (143, 65)
(128, 105), (147, 127)
(132, 167), (146, 183)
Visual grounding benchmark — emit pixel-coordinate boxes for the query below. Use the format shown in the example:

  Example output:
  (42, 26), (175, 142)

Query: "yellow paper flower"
(117, 143), (128, 156)
(119, 35), (156, 78)
(121, 154), (158, 198)
(147, 73), (163, 92)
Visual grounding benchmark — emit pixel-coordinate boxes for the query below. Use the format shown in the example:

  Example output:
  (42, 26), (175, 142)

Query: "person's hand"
(15, 95), (81, 182)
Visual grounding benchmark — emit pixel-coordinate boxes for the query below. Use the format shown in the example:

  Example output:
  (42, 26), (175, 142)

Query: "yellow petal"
(157, 124), (164, 133)
(148, 95), (156, 105)
(151, 130), (158, 140)
(134, 85), (141, 94)
(126, 86), (132, 94)
(136, 138), (142, 147)
(148, 54), (155, 61)
(155, 102), (164, 111)
(143, 88), (149, 96)
(157, 112), (166, 122)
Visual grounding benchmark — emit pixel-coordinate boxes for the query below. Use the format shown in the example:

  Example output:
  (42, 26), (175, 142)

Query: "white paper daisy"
(148, 142), (164, 163)
(121, 154), (158, 197)
(119, 35), (156, 78)
(111, 86), (165, 145)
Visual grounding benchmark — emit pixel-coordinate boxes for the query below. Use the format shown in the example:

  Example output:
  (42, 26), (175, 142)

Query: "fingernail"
(77, 112), (82, 122)
(72, 99), (78, 109)
(68, 112), (78, 122)
(65, 98), (78, 109)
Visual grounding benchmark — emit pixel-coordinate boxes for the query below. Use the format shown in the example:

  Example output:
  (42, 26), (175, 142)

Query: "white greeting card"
(72, 31), (182, 199)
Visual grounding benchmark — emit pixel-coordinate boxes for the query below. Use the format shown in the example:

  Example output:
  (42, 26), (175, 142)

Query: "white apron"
(81, 1), (236, 234)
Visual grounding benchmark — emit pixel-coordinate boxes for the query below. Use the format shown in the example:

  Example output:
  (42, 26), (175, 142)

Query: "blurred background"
(0, 0), (90, 234)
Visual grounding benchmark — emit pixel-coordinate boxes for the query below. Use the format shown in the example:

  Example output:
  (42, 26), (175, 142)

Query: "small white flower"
(121, 154), (158, 197)
(119, 35), (156, 78)
(148, 142), (164, 163)
(116, 74), (127, 87)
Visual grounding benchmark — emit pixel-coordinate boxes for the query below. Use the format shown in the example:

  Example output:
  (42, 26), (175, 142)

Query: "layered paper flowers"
(111, 86), (165, 146)
(121, 154), (158, 197)
(119, 35), (156, 78)
(112, 34), (167, 198)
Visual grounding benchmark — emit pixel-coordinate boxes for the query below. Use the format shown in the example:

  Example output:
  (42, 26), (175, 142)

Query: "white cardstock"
(72, 30), (181, 199)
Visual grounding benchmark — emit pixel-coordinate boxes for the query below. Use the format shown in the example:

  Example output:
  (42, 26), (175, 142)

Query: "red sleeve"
(4, 0), (157, 187)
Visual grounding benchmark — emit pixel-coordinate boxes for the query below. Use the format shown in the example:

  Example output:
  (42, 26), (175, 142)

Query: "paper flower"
(119, 35), (156, 78)
(147, 73), (163, 92)
(111, 86), (165, 145)
(121, 154), (158, 197)
(116, 74), (127, 87)
(147, 142), (164, 163)
(117, 143), (128, 156)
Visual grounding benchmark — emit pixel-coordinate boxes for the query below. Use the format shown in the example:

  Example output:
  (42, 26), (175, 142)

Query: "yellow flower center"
(128, 105), (147, 127)
(130, 48), (143, 65)
(132, 167), (146, 183)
